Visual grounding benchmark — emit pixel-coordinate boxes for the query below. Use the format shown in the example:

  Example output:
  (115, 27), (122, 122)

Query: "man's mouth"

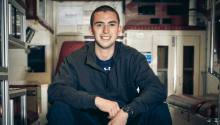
(101, 36), (111, 40)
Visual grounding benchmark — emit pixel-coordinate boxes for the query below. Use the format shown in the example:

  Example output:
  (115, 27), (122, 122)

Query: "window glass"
(11, 6), (23, 40)
(157, 46), (168, 90)
(39, 0), (46, 21)
(167, 5), (185, 15)
(183, 46), (194, 95)
(150, 18), (160, 24)
(138, 5), (155, 15)
(28, 46), (45, 72)
(162, 18), (172, 24)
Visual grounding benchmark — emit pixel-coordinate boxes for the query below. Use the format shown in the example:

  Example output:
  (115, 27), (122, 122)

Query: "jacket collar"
(86, 41), (122, 70)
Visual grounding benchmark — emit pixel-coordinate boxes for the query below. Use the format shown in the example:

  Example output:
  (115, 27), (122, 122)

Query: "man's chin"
(99, 45), (113, 49)
(96, 41), (115, 49)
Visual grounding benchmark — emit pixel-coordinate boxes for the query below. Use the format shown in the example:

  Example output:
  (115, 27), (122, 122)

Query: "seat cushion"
(27, 110), (39, 124)
(167, 94), (218, 113)
(199, 101), (218, 118)
(55, 41), (86, 74)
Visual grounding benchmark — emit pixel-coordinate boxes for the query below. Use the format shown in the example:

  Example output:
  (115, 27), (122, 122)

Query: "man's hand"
(95, 97), (120, 119)
(108, 109), (128, 125)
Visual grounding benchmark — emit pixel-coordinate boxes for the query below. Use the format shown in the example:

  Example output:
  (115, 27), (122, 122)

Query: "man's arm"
(107, 109), (128, 125)
(108, 51), (167, 125)
(48, 56), (97, 109)
(95, 97), (120, 119)
(48, 56), (121, 117)
(127, 52), (167, 117)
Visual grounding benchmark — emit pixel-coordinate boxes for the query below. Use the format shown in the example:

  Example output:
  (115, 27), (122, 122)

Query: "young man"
(47, 5), (172, 125)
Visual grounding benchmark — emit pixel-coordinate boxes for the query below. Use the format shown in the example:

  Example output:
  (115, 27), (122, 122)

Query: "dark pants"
(46, 101), (172, 125)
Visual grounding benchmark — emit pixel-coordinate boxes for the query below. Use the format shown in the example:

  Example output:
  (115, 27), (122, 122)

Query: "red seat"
(166, 94), (218, 113)
(199, 101), (218, 118)
(27, 110), (39, 125)
(55, 41), (86, 75)
(9, 85), (40, 125)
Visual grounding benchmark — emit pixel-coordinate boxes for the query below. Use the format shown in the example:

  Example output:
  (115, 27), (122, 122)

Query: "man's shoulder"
(66, 44), (88, 60)
(117, 42), (140, 56)
(117, 42), (145, 64)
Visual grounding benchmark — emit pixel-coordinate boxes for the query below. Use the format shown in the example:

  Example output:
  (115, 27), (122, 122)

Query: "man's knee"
(47, 101), (71, 116)
(150, 103), (172, 125)
(153, 103), (169, 114)
(47, 101), (74, 124)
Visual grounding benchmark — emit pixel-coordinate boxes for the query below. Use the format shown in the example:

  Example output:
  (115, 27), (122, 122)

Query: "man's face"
(89, 11), (122, 49)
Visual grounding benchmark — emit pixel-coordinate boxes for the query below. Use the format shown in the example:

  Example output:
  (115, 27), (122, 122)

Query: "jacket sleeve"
(48, 56), (97, 109)
(128, 52), (167, 117)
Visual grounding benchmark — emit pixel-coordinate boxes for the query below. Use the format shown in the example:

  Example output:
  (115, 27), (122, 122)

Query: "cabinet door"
(176, 36), (200, 95)
(152, 35), (200, 96)
(152, 36), (175, 96)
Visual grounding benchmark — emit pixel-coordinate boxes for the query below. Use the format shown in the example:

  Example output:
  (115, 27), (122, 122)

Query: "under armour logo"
(104, 67), (111, 71)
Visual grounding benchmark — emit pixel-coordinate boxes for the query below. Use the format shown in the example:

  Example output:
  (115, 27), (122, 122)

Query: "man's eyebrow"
(95, 21), (104, 25)
(109, 21), (117, 24)
(94, 21), (117, 25)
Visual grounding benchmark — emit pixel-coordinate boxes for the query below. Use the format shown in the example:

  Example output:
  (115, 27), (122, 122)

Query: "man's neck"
(95, 43), (115, 61)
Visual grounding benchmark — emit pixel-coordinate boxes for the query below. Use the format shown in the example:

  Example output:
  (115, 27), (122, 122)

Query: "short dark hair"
(90, 5), (120, 27)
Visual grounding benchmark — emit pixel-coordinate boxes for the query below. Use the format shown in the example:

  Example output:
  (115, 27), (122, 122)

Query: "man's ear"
(89, 26), (94, 35)
(118, 25), (122, 35)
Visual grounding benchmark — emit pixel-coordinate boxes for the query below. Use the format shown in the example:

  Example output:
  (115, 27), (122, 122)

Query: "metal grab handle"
(9, 99), (14, 125)
(179, 76), (183, 86)
(208, 0), (220, 79)
(173, 36), (177, 94)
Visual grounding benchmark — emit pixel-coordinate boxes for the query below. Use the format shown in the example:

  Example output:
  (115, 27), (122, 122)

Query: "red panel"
(124, 25), (206, 30)
(26, 0), (37, 19)
(125, 2), (189, 26)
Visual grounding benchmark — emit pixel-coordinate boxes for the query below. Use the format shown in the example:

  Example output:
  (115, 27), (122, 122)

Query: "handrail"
(1, 0), (9, 125)
(208, 0), (220, 124)
(208, 0), (220, 79)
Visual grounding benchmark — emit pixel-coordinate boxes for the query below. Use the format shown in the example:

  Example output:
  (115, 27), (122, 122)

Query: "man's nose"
(103, 25), (110, 34)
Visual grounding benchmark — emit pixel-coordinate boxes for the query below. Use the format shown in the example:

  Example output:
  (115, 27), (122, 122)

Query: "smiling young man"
(47, 5), (172, 125)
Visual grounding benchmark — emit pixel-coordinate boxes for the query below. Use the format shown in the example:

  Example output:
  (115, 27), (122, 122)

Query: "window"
(162, 18), (172, 24)
(167, 5), (185, 15)
(28, 46), (45, 72)
(138, 5), (155, 15)
(150, 18), (160, 24)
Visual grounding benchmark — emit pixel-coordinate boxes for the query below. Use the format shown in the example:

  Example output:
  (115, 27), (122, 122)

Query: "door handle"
(179, 76), (183, 85)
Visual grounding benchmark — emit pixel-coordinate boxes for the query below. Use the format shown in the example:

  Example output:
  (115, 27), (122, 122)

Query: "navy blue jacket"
(48, 41), (167, 117)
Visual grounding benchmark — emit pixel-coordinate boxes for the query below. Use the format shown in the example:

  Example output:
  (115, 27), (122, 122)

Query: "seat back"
(55, 41), (86, 75)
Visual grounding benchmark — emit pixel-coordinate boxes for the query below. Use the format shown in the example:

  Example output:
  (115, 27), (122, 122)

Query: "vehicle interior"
(0, 0), (220, 125)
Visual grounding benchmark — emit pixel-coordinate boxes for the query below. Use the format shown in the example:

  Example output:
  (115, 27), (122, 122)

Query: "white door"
(152, 35), (200, 96)
(152, 36), (175, 96)
(176, 36), (200, 95)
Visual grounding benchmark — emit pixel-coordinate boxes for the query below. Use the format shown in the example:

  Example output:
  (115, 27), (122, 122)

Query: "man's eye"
(96, 24), (102, 27)
(110, 24), (115, 26)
